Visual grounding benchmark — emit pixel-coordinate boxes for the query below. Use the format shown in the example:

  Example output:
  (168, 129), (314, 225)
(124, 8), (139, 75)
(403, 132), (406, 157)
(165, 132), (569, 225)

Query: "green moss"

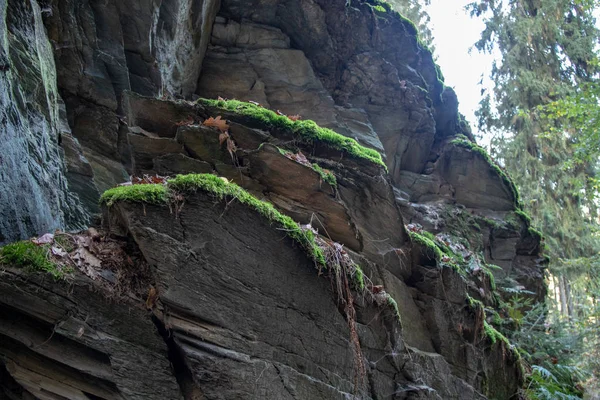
(373, 4), (386, 12)
(482, 266), (497, 291)
(450, 138), (522, 207)
(312, 163), (337, 187)
(483, 321), (510, 346)
(354, 265), (366, 291)
(528, 227), (544, 241)
(386, 294), (402, 322)
(365, 0), (393, 13)
(0, 241), (65, 279)
(409, 231), (444, 261)
(435, 64), (445, 83)
(168, 174), (326, 266)
(514, 209), (532, 225)
(198, 99), (385, 169)
(467, 294), (484, 311)
(409, 231), (466, 274)
(100, 184), (169, 207)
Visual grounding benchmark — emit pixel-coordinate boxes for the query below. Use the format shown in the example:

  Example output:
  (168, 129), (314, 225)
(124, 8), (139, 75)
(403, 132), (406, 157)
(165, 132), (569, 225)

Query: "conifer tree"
(468, 0), (600, 391)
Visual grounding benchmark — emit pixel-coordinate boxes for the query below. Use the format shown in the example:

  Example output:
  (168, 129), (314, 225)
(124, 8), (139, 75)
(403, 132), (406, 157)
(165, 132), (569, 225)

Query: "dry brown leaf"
(287, 114), (302, 121)
(226, 138), (237, 161)
(203, 116), (229, 133)
(284, 151), (311, 167)
(146, 286), (158, 309)
(120, 175), (169, 186)
(175, 116), (194, 126)
(219, 131), (230, 145)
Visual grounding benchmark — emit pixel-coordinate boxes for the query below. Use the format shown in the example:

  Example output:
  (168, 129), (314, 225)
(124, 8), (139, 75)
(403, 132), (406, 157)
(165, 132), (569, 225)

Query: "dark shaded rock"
(124, 92), (200, 139)
(153, 153), (214, 175)
(129, 134), (185, 173)
(176, 124), (232, 165)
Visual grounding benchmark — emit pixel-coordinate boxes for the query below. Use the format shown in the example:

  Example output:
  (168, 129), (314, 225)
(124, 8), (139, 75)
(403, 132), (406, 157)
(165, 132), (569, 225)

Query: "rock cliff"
(0, 0), (546, 399)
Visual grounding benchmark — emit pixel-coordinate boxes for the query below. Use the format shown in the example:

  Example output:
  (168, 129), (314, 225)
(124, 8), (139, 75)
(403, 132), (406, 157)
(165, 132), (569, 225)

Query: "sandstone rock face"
(0, 0), (545, 399)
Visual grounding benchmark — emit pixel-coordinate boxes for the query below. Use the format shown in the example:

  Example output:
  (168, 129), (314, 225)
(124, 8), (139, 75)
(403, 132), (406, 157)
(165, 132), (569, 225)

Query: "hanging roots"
(316, 235), (368, 396)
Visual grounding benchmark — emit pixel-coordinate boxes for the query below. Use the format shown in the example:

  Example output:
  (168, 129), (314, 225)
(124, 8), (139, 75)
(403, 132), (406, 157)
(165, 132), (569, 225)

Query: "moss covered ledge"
(197, 98), (386, 169)
(101, 174), (327, 266)
(450, 136), (522, 208)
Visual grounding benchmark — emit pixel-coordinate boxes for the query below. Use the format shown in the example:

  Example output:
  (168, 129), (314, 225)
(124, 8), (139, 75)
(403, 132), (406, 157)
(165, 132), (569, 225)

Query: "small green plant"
(483, 320), (510, 346)
(0, 241), (65, 279)
(312, 163), (337, 187)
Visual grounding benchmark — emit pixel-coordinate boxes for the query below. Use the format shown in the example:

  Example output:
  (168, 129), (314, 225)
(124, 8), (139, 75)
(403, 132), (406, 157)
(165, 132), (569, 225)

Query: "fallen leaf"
(32, 233), (54, 245)
(72, 247), (102, 279)
(284, 151), (311, 167)
(203, 116), (229, 133)
(249, 100), (262, 107)
(175, 116), (195, 126)
(51, 246), (68, 257)
(120, 175), (169, 186)
(219, 131), (230, 145)
(369, 285), (385, 294)
(287, 114), (302, 121)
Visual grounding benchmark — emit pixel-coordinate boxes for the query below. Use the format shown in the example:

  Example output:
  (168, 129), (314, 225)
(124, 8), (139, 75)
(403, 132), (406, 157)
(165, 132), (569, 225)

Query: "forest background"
(388, 0), (600, 398)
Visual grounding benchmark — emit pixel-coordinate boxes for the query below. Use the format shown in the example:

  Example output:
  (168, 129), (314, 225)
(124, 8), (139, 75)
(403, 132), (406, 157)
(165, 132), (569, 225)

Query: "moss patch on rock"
(0, 241), (65, 279)
(409, 230), (465, 273)
(450, 137), (522, 208)
(312, 163), (337, 187)
(483, 321), (511, 346)
(169, 174), (327, 266)
(100, 184), (169, 207)
(386, 294), (402, 323)
(198, 98), (386, 169)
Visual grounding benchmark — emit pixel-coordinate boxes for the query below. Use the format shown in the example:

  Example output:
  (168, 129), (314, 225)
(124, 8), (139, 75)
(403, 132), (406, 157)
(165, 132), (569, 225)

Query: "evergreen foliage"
(384, 0), (435, 52)
(468, 0), (600, 395)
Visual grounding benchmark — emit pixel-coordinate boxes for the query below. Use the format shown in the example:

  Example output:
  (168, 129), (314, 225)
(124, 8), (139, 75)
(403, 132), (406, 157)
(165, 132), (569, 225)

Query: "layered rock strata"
(0, 0), (545, 399)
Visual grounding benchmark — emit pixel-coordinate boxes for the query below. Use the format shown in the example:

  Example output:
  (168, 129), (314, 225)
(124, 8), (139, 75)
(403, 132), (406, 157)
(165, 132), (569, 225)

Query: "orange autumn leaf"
(203, 116), (229, 133)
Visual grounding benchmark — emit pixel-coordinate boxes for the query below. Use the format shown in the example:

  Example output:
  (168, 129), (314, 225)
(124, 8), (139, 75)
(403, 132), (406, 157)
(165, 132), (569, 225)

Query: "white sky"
(425, 0), (498, 142)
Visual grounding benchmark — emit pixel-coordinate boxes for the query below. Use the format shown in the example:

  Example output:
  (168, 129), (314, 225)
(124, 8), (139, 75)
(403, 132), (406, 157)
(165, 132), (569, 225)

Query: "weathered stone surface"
(0, 270), (182, 400)
(436, 144), (517, 212)
(129, 134), (185, 173)
(0, 0), (86, 244)
(153, 153), (214, 175)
